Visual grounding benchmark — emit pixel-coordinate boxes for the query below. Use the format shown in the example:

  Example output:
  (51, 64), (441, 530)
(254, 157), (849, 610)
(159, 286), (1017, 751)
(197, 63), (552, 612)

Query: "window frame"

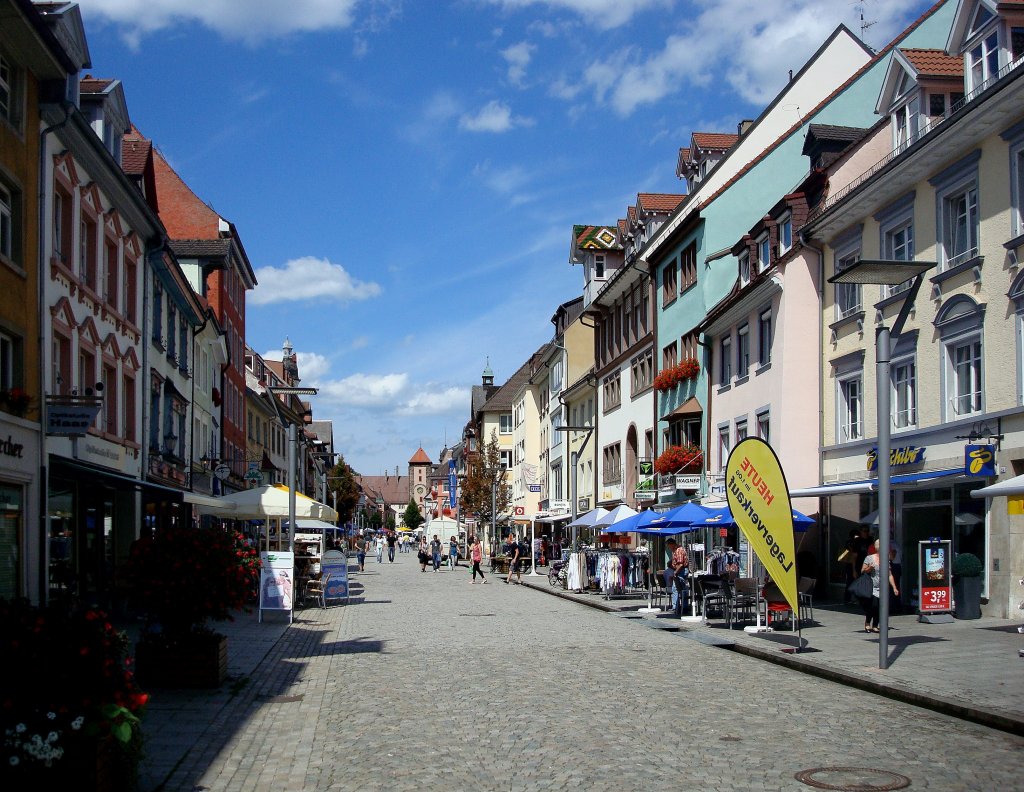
(876, 191), (916, 298)
(758, 307), (773, 368)
(756, 233), (771, 273)
(838, 373), (864, 443)
(736, 323), (750, 379)
(929, 150), (981, 272)
(662, 257), (678, 307)
(719, 334), (732, 386)
(778, 212), (792, 254)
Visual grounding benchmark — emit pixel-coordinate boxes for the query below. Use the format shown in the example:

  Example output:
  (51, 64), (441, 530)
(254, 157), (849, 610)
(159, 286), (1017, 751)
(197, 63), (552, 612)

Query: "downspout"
(37, 100), (74, 605)
(799, 228), (827, 534)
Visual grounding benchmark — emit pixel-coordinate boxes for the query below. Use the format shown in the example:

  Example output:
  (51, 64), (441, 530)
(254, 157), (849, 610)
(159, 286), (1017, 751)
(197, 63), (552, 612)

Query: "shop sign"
(675, 474), (701, 491)
(448, 461), (457, 508)
(550, 500), (569, 513)
(658, 477), (676, 496)
(513, 506), (526, 516)
(964, 444), (995, 477)
(918, 539), (951, 614)
(321, 549), (349, 602)
(0, 435), (25, 460)
(634, 491), (655, 502)
(45, 396), (103, 436)
(577, 497), (590, 512)
(638, 460), (653, 477)
(866, 445), (925, 471)
(245, 462), (263, 483)
(528, 484), (541, 492)
(259, 551), (295, 614)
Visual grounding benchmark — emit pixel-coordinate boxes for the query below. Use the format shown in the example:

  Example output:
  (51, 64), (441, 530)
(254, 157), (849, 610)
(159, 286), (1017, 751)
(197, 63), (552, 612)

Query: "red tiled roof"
(678, 147), (691, 162)
(121, 130), (151, 177)
(150, 143), (222, 239)
(80, 75), (113, 93)
(617, 218), (628, 236)
(901, 48), (963, 78)
(409, 447), (432, 464)
(638, 193), (686, 213)
(627, 205), (638, 223)
(692, 132), (738, 150)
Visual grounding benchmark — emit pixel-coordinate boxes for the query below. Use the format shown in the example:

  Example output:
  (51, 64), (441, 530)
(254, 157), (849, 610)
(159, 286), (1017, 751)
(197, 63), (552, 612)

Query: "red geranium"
(654, 358), (701, 391)
(654, 443), (704, 475)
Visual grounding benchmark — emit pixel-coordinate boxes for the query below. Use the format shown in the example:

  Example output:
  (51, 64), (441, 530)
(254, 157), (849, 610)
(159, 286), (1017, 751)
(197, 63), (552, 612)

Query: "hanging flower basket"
(654, 443), (704, 475)
(0, 387), (32, 417)
(653, 358), (700, 391)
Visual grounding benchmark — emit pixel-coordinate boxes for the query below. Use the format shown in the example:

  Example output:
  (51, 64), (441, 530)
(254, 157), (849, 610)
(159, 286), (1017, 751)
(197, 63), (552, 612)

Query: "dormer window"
(778, 213), (792, 254)
(594, 254), (606, 280)
(738, 250), (750, 286)
(967, 29), (1000, 92)
(757, 234), (771, 273)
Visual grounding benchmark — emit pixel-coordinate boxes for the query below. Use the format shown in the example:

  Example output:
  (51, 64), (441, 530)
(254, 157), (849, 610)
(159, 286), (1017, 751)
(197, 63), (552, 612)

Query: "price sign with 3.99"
(920, 586), (950, 611)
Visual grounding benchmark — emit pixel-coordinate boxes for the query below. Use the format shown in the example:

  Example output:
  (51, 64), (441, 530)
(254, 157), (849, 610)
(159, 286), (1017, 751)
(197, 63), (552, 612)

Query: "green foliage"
(459, 430), (510, 527)
(404, 499), (425, 532)
(326, 457), (360, 522)
(953, 552), (983, 578)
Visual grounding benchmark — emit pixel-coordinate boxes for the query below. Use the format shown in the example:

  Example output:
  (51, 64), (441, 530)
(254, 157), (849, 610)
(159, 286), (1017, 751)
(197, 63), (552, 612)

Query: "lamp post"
(828, 258), (934, 669)
(556, 425), (594, 550)
(265, 386), (318, 562)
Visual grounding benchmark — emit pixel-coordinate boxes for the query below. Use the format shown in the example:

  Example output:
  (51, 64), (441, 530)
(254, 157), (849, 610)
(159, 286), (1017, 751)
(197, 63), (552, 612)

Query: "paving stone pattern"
(147, 556), (1023, 791)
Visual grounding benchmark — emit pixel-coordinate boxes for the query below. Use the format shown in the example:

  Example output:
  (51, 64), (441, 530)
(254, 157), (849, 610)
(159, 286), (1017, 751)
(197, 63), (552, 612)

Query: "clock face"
(415, 484), (426, 495)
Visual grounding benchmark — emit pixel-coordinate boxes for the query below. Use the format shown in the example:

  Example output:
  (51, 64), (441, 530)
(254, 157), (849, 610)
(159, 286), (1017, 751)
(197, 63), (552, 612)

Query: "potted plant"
(0, 599), (146, 790)
(654, 443), (704, 476)
(653, 358), (701, 392)
(0, 387), (32, 417)
(129, 526), (260, 688)
(952, 552), (984, 620)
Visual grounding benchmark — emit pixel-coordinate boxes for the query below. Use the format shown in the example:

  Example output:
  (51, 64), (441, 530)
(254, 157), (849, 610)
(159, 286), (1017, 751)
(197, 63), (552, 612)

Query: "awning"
(789, 468), (965, 498)
(660, 396), (702, 422)
(183, 491), (237, 510)
(971, 473), (1024, 498)
(535, 513), (572, 524)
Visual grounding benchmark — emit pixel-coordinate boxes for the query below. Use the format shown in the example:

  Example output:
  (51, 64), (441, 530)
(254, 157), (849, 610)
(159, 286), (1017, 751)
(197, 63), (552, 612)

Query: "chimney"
(737, 119), (754, 137)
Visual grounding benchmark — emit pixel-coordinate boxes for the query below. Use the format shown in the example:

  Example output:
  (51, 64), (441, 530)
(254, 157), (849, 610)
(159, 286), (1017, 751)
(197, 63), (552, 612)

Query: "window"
(778, 213), (792, 253)
(929, 92), (947, 118)
(79, 349), (96, 399)
(736, 324), (750, 379)
(53, 185), (72, 265)
(892, 359), (917, 430)
(0, 53), (10, 122)
(602, 374), (621, 411)
(876, 193), (915, 297)
(948, 338), (982, 417)
(717, 425), (730, 472)
(104, 238), (118, 309)
(79, 215), (97, 291)
(680, 242), (697, 290)
(967, 29), (1000, 93)
(166, 303), (177, 360)
(735, 419), (748, 443)
(102, 363), (117, 434)
(757, 234), (771, 273)
(758, 308), (772, 367)
(681, 332), (698, 362)
(835, 250), (862, 320)
(124, 255), (137, 325)
(662, 340), (678, 370)
(594, 254), (605, 280)
(892, 95), (919, 151)
(52, 334), (70, 394)
(123, 375), (135, 443)
(757, 410), (770, 444)
(499, 413), (513, 434)
(602, 443), (622, 484)
(719, 335), (732, 386)
(631, 349), (653, 395)
(839, 375), (863, 442)
(936, 296), (985, 420)
(0, 183), (12, 262)
(931, 152), (981, 271)
(662, 258), (678, 306)
(0, 331), (12, 391)
(739, 250), (750, 286)
(500, 449), (512, 469)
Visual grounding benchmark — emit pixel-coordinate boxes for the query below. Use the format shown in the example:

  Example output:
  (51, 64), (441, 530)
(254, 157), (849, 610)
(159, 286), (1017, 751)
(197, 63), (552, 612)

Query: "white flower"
(46, 712), (56, 720)
(46, 732), (58, 743)
(70, 717), (84, 730)
(14, 724), (26, 734)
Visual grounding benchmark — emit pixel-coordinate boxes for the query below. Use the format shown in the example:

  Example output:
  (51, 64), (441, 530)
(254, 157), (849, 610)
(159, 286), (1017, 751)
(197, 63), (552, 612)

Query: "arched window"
(934, 295), (986, 420)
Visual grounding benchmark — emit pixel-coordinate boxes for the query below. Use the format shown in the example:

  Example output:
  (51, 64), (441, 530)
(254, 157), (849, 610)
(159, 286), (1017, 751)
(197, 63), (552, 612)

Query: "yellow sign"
(1009, 495), (1024, 516)
(725, 438), (798, 615)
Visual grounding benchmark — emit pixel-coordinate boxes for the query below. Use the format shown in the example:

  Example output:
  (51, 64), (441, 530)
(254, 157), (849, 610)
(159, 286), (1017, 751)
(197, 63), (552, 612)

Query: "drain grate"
(719, 736), (742, 742)
(795, 767), (911, 791)
(458, 613), (496, 617)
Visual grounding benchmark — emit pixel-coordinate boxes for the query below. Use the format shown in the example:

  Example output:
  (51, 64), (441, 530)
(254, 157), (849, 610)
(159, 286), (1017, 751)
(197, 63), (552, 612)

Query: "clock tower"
(408, 447), (432, 515)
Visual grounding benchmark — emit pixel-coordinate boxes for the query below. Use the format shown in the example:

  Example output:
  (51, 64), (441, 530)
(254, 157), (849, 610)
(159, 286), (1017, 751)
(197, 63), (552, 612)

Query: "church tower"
(408, 447), (432, 514)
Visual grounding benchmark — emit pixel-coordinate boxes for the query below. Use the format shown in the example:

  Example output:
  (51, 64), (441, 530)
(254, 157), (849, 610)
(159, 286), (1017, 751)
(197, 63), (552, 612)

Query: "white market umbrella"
(566, 507), (609, 529)
(593, 504), (638, 527)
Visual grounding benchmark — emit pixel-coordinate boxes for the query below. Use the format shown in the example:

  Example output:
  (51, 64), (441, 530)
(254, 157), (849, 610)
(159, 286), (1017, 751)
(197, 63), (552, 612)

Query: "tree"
(403, 499), (425, 532)
(459, 430), (510, 535)
(325, 456), (360, 523)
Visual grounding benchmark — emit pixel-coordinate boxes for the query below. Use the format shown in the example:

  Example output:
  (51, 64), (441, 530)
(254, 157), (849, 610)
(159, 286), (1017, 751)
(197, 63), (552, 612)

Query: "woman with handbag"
(856, 542), (899, 633)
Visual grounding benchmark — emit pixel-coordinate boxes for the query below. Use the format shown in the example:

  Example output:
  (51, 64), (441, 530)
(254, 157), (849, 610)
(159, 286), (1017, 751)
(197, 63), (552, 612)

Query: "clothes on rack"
(705, 547), (741, 577)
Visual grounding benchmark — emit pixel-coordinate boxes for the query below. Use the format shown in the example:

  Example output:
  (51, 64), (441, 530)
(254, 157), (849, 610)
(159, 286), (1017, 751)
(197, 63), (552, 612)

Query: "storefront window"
(48, 484), (75, 602)
(0, 483), (22, 599)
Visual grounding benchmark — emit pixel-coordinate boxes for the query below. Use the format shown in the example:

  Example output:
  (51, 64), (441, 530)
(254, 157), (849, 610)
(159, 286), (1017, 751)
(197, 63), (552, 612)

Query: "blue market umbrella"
(600, 508), (659, 533)
(692, 506), (815, 531)
(647, 502), (712, 533)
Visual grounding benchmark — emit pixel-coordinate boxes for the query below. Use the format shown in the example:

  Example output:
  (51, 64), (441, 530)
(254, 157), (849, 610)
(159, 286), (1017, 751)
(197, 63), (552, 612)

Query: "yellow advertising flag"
(725, 438), (798, 616)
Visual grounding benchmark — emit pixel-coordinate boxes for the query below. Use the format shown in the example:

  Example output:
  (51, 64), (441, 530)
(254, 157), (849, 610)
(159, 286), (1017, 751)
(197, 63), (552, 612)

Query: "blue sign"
(321, 550), (349, 602)
(448, 460), (457, 508)
(965, 444), (995, 477)
(867, 445), (926, 470)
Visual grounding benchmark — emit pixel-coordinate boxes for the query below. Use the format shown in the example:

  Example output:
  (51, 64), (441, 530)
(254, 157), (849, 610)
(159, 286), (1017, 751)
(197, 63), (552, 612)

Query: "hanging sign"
(866, 445), (925, 470)
(45, 396), (103, 436)
(918, 540), (951, 614)
(964, 445), (995, 477)
(675, 474), (701, 491)
(448, 460), (457, 508)
(259, 551), (295, 614)
(725, 437), (798, 616)
(658, 477), (676, 496)
(321, 549), (349, 602)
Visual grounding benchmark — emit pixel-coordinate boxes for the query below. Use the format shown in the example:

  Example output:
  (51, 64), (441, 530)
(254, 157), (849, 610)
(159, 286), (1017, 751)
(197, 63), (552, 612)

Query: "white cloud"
(295, 352), (331, 383)
(350, 336), (370, 350)
(396, 386), (471, 416)
(250, 256), (381, 306)
(502, 41), (536, 86)
(459, 100), (534, 133)
(579, 0), (930, 115)
(319, 373), (409, 408)
(482, 0), (668, 30)
(403, 91), (463, 143)
(79, 0), (360, 45)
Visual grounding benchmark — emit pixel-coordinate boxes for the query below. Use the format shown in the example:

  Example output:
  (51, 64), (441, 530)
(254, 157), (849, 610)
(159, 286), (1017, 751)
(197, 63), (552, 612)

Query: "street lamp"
(265, 385), (318, 560)
(828, 258), (934, 670)
(556, 425), (595, 550)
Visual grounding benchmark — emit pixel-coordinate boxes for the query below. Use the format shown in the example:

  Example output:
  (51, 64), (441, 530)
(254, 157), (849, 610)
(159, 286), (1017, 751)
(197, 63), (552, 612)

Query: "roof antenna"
(854, 3), (877, 45)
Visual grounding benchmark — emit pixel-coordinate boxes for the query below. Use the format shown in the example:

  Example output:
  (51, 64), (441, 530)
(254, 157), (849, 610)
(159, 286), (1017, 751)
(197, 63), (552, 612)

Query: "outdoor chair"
(729, 577), (760, 627)
(303, 573), (331, 609)
(763, 581), (793, 628)
(695, 574), (730, 624)
(798, 577), (816, 623)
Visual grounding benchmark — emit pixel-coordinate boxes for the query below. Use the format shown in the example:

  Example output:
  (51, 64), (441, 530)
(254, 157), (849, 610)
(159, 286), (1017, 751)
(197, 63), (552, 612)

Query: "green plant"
(129, 526), (259, 640)
(953, 552), (983, 578)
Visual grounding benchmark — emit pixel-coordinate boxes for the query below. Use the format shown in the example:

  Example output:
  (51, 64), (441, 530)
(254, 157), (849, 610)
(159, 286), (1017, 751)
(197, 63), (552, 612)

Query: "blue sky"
(75, 0), (933, 476)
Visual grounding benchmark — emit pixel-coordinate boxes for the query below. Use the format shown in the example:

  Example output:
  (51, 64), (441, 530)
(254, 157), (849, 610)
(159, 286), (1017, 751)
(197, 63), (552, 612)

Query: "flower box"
(654, 358), (700, 391)
(654, 444), (704, 476)
(135, 632), (228, 689)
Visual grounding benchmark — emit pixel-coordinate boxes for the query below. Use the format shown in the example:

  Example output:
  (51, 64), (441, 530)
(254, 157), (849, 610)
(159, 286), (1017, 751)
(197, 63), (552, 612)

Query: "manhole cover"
(259, 694), (303, 704)
(795, 767), (911, 791)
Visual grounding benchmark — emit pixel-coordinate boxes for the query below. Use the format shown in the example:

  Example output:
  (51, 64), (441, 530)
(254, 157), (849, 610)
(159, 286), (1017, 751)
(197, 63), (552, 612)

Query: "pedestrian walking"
(858, 542), (899, 633)
(469, 535), (487, 583)
(355, 535), (368, 571)
(418, 536), (430, 572)
(430, 534), (442, 571)
(375, 533), (385, 563)
(504, 533), (523, 585)
(386, 530), (397, 563)
(448, 536), (458, 571)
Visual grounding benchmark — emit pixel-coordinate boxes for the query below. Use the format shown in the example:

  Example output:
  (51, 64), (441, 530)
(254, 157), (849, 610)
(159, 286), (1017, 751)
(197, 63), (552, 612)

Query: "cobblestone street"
(158, 555), (1022, 791)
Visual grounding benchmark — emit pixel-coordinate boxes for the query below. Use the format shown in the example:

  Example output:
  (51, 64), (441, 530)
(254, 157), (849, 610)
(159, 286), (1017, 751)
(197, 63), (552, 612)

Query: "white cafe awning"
(971, 473), (1024, 498)
(183, 491), (237, 510)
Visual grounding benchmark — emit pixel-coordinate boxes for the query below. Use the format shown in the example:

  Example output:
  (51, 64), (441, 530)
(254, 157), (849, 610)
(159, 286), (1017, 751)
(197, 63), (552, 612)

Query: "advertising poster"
(321, 549), (349, 602)
(918, 540), (951, 613)
(260, 551), (295, 614)
(725, 437), (798, 615)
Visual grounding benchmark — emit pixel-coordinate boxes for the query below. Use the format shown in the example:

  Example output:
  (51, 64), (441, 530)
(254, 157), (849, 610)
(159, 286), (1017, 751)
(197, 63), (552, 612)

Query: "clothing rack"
(594, 550), (651, 599)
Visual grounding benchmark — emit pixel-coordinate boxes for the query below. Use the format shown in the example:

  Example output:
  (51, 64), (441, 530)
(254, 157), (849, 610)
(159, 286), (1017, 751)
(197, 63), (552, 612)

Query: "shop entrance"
(47, 478), (115, 607)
